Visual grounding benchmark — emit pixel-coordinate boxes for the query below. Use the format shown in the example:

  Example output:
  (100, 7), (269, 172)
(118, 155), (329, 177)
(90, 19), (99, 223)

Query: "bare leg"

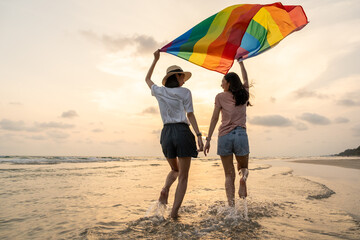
(159, 158), (179, 204)
(235, 154), (249, 199)
(220, 155), (236, 207)
(170, 157), (191, 219)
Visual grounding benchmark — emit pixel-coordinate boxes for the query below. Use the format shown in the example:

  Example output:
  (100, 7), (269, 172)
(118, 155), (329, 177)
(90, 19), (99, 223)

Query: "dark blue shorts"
(217, 126), (249, 156)
(160, 123), (198, 159)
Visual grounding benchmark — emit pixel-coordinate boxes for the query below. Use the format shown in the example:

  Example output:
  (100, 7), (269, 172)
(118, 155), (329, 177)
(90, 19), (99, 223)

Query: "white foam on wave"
(0, 156), (134, 165)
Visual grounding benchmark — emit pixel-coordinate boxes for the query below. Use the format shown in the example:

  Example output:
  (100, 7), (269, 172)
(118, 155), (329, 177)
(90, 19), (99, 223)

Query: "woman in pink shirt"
(204, 61), (250, 207)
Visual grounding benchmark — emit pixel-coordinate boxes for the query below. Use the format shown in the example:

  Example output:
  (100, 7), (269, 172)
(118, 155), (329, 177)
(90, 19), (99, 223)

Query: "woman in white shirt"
(145, 50), (203, 219)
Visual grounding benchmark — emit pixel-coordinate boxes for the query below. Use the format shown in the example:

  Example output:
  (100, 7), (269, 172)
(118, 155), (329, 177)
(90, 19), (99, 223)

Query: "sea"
(0, 155), (359, 239)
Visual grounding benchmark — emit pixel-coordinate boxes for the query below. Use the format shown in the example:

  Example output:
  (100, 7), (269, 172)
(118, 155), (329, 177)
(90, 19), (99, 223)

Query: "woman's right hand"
(154, 49), (160, 61)
(204, 140), (210, 156)
(197, 137), (204, 152)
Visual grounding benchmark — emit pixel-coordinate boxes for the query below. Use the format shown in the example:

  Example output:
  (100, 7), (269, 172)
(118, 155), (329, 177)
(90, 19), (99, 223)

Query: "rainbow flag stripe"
(160, 3), (308, 74)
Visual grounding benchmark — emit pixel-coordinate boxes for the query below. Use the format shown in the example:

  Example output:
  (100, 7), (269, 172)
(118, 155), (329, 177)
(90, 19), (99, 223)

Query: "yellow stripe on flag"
(252, 7), (283, 46)
(189, 5), (240, 66)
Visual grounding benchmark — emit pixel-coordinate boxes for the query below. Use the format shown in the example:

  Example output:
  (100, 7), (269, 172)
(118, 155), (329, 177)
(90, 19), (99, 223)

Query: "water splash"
(209, 200), (250, 226)
(233, 198), (248, 221)
(243, 198), (249, 221)
(84, 200), (277, 239)
(145, 201), (167, 219)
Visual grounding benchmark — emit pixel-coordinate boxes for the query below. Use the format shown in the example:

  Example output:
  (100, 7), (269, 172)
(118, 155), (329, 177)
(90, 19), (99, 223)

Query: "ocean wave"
(306, 182), (335, 200)
(268, 167), (336, 201)
(0, 156), (137, 165)
(272, 169), (294, 176)
(250, 164), (271, 171)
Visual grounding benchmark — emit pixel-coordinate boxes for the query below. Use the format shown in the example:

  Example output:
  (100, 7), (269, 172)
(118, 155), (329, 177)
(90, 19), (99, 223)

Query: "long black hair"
(224, 72), (250, 106)
(164, 74), (180, 88)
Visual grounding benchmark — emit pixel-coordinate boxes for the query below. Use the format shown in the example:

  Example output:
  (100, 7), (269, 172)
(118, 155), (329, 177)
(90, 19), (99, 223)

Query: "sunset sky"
(1, 0), (359, 157)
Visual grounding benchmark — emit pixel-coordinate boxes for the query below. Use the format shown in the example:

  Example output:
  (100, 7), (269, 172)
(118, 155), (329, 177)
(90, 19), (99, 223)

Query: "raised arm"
(145, 50), (160, 89)
(204, 105), (221, 156)
(239, 61), (249, 89)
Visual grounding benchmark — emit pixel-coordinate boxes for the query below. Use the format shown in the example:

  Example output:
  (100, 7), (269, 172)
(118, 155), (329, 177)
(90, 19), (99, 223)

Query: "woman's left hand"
(204, 140), (210, 156)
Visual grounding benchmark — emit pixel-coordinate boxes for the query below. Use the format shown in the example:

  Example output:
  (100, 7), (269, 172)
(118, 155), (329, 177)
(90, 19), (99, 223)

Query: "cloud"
(151, 129), (161, 135)
(61, 110), (78, 118)
(249, 115), (292, 127)
(80, 30), (164, 54)
(114, 130), (125, 134)
(0, 119), (26, 131)
(293, 88), (328, 99)
(9, 102), (22, 106)
(142, 106), (159, 115)
(47, 131), (70, 139)
(298, 113), (331, 125)
(293, 122), (308, 131)
(77, 138), (93, 144)
(35, 122), (74, 129)
(334, 117), (349, 124)
(303, 0), (360, 26)
(92, 128), (103, 133)
(101, 139), (126, 145)
(337, 99), (360, 107)
(0, 119), (75, 132)
(353, 125), (360, 137)
(309, 43), (360, 89)
(26, 135), (46, 141)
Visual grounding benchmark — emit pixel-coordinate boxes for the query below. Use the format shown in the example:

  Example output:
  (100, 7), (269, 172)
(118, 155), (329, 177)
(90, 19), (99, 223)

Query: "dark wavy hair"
(224, 72), (250, 106)
(164, 74), (180, 88)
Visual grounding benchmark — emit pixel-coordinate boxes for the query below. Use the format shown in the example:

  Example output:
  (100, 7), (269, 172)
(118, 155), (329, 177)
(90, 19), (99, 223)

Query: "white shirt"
(151, 84), (193, 124)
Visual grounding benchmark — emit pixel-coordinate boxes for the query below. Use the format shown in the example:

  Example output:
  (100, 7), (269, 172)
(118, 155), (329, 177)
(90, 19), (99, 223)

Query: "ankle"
(239, 168), (249, 181)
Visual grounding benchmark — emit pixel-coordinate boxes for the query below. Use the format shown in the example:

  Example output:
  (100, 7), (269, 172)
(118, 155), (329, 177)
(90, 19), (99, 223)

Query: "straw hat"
(162, 65), (192, 86)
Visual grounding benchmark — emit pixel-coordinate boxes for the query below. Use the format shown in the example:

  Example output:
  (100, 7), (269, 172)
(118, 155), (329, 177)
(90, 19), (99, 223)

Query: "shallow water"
(0, 156), (359, 239)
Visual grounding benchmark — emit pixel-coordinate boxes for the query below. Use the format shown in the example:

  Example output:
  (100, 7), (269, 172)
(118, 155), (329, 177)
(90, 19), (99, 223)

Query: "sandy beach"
(1, 156), (359, 239)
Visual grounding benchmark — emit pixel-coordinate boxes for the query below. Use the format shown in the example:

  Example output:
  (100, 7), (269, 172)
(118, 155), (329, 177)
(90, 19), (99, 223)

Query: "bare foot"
(159, 187), (169, 204)
(228, 199), (235, 207)
(170, 212), (179, 219)
(238, 168), (248, 199)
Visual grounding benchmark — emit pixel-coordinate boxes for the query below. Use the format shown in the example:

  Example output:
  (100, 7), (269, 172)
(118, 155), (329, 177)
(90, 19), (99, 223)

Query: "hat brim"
(162, 71), (192, 86)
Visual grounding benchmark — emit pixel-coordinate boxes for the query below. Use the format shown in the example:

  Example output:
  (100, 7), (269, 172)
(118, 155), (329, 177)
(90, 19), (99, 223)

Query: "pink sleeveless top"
(215, 91), (247, 137)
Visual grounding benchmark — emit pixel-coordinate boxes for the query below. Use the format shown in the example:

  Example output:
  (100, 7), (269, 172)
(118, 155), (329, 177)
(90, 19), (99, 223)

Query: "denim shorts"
(217, 126), (249, 156)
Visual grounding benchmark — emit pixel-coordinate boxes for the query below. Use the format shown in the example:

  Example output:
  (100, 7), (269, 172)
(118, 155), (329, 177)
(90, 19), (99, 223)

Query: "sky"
(0, 0), (359, 157)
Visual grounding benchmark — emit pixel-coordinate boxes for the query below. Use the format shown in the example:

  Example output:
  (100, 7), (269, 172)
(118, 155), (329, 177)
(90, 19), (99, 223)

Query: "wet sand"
(267, 157), (360, 222)
(292, 158), (360, 169)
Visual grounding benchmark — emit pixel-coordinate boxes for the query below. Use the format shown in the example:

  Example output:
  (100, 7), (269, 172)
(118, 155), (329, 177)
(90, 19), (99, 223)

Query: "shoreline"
(291, 158), (360, 170)
(283, 159), (360, 221)
(259, 157), (360, 221)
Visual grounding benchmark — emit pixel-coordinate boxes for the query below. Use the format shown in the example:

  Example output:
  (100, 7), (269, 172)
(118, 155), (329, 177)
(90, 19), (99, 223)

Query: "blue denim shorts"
(217, 126), (249, 156)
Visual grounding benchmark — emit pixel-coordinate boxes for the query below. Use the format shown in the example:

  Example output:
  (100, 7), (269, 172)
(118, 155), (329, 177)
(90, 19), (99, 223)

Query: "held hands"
(197, 137), (204, 152)
(204, 140), (210, 156)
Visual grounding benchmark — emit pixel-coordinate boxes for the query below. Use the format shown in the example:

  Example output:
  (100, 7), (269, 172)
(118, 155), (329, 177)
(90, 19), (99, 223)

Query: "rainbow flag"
(160, 3), (308, 74)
